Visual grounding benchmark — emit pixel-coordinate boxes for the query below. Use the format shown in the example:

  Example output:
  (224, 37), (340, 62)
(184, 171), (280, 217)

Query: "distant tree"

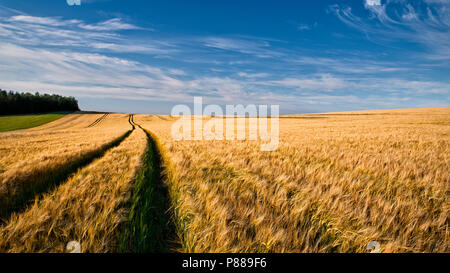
(0, 89), (80, 115)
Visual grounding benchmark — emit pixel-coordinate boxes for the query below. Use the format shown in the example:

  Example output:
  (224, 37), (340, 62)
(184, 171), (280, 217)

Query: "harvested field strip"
(0, 125), (147, 253)
(87, 113), (109, 128)
(0, 117), (134, 221)
(156, 115), (167, 121)
(30, 113), (104, 131)
(278, 116), (328, 119)
(25, 113), (84, 131)
(118, 122), (177, 253)
(28, 113), (84, 131)
(156, 115), (176, 121)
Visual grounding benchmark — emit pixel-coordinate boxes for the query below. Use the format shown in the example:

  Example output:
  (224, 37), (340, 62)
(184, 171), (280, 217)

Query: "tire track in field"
(87, 113), (109, 128)
(0, 115), (135, 223)
(118, 118), (179, 252)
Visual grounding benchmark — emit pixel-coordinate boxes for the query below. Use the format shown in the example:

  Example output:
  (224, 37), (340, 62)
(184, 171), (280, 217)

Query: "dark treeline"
(0, 89), (80, 115)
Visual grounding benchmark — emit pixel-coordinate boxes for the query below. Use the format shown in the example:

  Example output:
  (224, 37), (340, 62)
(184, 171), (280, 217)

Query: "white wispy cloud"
(0, 14), (167, 55)
(0, 42), (288, 105)
(0, 40), (447, 110)
(0, 4), (448, 113)
(79, 18), (142, 31)
(7, 15), (81, 26)
(298, 24), (310, 31)
(365, 0), (381, 7)
(270, 74), (348, 92)
(330, 0), (450, 60)
(293, 56), (411, 74)
(202, 36), (284, 58)
(297, 22), (317, 31)
(238, 72), (270, 78)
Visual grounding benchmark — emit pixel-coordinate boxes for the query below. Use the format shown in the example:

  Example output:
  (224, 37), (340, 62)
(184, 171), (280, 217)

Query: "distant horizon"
(78, 105), (450, 116)
(2, 88), (449, 115)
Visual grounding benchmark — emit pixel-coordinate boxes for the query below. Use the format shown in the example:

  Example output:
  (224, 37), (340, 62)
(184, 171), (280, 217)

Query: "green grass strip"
(0, 112), (70, 132)
(118, 124), (176, 253)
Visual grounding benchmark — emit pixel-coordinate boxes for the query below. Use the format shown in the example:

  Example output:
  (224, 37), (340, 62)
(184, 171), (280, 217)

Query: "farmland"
(0, 107), (448, 253)
(0, 113), (68, 132)
(0, 113), (132, 219)
(134, 107), (449, 253)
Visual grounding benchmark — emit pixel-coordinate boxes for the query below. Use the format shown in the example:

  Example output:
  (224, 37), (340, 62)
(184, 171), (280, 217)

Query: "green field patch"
(0, 112), (69, 132)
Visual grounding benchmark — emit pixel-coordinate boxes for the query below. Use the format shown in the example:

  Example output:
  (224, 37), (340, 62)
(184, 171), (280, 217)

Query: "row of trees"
(0, 90), (80, 115)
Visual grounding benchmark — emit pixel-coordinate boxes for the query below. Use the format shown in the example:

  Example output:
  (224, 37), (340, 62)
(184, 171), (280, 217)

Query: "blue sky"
(0, 0), (448, 114)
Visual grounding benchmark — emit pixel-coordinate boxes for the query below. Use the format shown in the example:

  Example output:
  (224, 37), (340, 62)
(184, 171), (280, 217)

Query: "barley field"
(0, 107), (448, 253)
(136, 107), (449, 253)
(0, 125), (147, 252)
(0, 113), (132, 218)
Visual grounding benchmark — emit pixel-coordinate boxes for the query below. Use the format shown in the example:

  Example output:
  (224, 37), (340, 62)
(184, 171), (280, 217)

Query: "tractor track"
(87, 113), (109, 128)
(118, 116), (179, 252)
(1, 113), (179, 253)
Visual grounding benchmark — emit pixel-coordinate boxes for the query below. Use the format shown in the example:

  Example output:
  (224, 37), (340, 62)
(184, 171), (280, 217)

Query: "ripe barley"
(0, 114), (132, 217)
(0, 127), (148, 252)
(135, 107), (449, 253)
